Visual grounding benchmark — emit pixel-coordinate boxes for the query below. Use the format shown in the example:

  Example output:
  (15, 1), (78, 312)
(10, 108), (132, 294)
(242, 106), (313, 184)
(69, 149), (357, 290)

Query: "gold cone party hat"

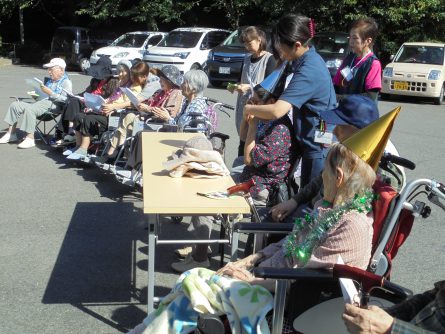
(342, 106), (401, 170)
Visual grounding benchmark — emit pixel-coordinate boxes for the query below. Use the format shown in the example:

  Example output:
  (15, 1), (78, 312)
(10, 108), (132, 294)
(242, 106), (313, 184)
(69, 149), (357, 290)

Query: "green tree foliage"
(257, 0), (445, 53)
(0, 0), (444, 53)
(204, 0), (258, 28)
(75, 0), (200, 30)
(0, 0), (34, 17)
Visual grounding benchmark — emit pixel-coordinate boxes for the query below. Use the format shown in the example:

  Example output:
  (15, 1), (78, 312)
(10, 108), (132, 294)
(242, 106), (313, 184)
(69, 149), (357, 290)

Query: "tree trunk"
(19, 7), (24, 44)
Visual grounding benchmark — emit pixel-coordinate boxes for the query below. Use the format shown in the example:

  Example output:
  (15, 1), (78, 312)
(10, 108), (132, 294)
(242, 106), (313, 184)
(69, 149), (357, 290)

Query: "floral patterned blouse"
(240, 114), (296, 198)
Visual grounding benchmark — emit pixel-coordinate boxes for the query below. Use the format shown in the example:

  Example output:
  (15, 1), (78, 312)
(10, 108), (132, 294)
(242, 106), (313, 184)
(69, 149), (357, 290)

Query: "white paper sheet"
(120, 87), (140, 107)
(83, 92), (105, 112)
(337, 256), (359, 305)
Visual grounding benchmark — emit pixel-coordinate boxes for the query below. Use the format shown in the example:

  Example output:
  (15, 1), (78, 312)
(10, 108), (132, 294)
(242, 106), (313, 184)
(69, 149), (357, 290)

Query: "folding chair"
(35, 109), (60, 144)
(9, 96), (61, 145)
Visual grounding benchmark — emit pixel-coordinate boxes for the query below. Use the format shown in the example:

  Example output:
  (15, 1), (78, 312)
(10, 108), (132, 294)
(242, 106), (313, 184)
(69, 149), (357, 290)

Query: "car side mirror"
(200, 43), (210, 50)
(146, 44), (153, 49)
(390, 54), (394, 61)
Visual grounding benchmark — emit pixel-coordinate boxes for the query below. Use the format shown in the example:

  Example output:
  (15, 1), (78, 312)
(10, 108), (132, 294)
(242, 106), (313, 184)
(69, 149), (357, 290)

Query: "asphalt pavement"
(0, 64), (444, 333)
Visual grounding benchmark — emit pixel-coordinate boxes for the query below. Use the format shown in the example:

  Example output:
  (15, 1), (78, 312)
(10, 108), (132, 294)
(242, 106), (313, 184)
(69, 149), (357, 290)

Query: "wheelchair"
(195, 153), (445, 334)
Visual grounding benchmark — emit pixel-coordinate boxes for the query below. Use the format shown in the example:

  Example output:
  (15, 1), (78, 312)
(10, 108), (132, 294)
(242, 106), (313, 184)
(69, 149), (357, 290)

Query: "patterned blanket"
(128, 268), (273, 334)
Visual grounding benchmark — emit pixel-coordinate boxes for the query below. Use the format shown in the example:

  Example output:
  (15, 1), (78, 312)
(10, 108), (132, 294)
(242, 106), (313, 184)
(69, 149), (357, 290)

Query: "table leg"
(147, 214), (157, 313)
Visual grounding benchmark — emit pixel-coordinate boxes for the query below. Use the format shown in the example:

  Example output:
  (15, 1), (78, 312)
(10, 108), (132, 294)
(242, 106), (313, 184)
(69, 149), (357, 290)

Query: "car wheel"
(209, 80), (223, 88)
(190, 63), (201, 70)
(79, 57), (90, 73)
(433, 84), (444, 105)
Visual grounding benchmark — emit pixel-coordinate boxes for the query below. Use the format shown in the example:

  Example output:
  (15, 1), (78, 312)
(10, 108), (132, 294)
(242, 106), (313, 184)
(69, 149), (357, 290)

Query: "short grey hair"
(183, 69), (209, 96)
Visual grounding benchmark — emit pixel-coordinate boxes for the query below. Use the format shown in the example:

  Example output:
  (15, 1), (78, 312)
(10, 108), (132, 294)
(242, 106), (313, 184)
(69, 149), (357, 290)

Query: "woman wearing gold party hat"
(216, 107), (401, 291)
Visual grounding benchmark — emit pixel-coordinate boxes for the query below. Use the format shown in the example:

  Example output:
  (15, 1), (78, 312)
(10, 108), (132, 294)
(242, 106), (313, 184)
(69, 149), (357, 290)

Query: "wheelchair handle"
(381, 152), (416, 170)
(227, 179), (255, 195)
(333, 264), (412, 300)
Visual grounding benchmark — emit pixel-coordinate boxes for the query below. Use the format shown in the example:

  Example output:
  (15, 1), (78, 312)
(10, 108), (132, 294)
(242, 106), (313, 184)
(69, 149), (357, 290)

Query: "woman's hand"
(218, 265), (256, 282)
(270, 199), (298, 221)
(101, 104), (114, 115)
(216, 254), (262, 275)
(40, 85), (53, 96)
(151, 107), (171, 121)
(247, 114), (257, 126)
(236, 84), (251, 94)
(137, 103), (151, 113)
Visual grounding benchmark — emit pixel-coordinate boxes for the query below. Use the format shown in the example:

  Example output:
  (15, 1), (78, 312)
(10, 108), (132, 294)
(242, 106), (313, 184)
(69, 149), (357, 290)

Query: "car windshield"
(394, 45), (444, 65)
(222, 30), (244, 47)
(111, 33), (148, 48)
(158, 31), (203, 48)
(312, 34), (349, 54)
(52, 29), (77, 52)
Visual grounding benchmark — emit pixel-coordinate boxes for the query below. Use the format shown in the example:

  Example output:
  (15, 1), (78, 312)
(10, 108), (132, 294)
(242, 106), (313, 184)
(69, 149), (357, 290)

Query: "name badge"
(314, 130), (333, 145)
(340, 66), (353, 82)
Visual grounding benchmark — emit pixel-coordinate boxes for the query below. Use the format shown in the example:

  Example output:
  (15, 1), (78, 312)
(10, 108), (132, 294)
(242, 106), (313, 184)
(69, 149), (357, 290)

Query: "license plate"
(393, 81), (408, 90)
(219, 67), (230, 74)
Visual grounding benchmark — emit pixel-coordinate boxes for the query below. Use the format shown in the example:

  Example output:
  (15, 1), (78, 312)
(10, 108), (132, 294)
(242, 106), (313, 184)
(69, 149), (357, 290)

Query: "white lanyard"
(350, 51), (372, 72)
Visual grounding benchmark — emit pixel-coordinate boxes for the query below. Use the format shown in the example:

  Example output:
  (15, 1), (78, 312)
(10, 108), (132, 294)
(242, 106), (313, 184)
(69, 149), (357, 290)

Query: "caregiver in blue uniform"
(244, 14), (337, 187)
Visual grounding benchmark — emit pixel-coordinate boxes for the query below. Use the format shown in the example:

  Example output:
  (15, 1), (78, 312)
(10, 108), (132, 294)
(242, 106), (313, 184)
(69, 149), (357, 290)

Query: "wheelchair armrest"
(209, 132), (230, 141)
(233, 222), (294, 233)
(253, 267), (333, 281)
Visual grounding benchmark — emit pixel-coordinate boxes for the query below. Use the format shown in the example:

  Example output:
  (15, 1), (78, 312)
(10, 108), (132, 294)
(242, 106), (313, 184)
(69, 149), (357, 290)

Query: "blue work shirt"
(280, 47), (337, 158)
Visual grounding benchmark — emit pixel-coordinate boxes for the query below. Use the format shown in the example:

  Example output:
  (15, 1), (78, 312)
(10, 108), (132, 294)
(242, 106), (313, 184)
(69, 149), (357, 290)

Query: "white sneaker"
(17, 137), (35, 149)
(0, 132), (18, 144)
(63, 147), (77, 156)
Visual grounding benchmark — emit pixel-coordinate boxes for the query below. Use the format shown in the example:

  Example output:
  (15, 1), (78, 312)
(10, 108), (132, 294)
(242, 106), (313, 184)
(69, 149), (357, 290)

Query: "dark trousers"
(75, 113), (108, 137)
(57, 97), (84, 133)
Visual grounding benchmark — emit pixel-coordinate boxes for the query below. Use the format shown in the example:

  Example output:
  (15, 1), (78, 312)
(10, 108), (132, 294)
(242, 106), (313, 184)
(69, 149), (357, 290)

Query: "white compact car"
(90, 31), (166, 67)
(142, 27), (230, 73)
(381, 42), (445, 105)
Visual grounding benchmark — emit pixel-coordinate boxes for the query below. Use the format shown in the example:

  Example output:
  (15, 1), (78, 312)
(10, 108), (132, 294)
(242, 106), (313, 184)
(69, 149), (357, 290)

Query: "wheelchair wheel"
(171, 216), (183, 223)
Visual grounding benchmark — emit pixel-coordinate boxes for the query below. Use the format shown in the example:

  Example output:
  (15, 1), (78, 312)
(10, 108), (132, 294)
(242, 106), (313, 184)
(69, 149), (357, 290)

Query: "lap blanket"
(129, 268), (273, 334)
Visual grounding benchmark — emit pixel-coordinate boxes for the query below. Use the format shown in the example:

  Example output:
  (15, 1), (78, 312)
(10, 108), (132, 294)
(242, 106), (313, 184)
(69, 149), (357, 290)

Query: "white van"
(381, 42), (445, 105)
(90, 31), (166, 67)
(143, 27), (230, 73)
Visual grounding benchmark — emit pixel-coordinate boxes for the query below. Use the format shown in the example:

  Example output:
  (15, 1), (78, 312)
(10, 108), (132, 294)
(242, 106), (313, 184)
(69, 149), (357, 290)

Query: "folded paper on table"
(197, 191), (231, 199)
(83, 92), (106, 112)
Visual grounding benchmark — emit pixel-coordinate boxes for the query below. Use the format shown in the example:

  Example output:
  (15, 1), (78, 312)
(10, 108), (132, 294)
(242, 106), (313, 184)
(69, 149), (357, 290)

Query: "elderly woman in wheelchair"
(113, 69), (213, 185)
(93, 65), (183, 165)
(218, 142), (376, 290)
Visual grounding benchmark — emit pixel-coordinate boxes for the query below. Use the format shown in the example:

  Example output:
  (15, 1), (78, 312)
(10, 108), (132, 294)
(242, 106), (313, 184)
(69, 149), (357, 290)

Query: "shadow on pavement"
(42, 146), (143, 202)
(41, 202), (149, 332)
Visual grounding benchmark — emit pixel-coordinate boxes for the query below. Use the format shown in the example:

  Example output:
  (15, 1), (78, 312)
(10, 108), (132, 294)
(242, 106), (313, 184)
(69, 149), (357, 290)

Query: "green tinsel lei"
(283, 189), (375, 265)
